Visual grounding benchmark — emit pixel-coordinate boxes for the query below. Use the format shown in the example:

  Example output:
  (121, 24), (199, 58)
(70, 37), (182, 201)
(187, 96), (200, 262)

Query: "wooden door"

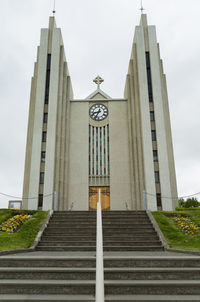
(89, 186), (110, 211)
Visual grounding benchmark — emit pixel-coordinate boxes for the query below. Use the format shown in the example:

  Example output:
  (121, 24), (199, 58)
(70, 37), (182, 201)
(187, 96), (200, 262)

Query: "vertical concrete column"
(94, 127), (97, 176)
(102, 126), (105, 176)
(98, 127), (100, 175)
(148, 26), (173, 211)
(63, 76), (72, 210)
(109, 102), (132, 210)
(22, 75), (37, 209)
(124, 74), (136, 210)
(54, 47), (65, 210)
(43, 28), (61, 210)
(105, 126), (108, 175)
(28, 29), (49, 209)
(135, 26), (157, 211)
(162, 75), (178, 209)
(68, 102), (89, 210)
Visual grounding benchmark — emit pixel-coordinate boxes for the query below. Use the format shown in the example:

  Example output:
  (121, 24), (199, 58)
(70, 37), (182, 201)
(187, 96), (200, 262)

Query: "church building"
(22, 14), (178, 212)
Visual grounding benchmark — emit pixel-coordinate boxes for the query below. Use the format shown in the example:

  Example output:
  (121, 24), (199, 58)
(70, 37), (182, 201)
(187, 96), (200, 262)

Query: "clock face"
(89, 104), (108, 121)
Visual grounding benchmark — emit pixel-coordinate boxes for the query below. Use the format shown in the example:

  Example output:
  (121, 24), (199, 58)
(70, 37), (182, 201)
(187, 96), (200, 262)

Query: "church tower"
(22, 17), (73, 211)
(124, 14), (178, 211)
(22, 14), (178, 211)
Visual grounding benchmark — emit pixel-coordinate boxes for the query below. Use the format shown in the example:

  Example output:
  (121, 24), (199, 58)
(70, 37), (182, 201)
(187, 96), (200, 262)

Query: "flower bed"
(0, 214), (32, 233)
(172, 216), (200, 236)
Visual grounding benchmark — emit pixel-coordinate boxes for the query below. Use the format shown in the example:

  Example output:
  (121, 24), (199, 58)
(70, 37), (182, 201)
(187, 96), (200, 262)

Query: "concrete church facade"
(22, 14), (178, 212)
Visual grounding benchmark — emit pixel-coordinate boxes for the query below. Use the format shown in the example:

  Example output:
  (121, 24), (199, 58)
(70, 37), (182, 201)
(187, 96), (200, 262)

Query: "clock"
(89, 104), (108, 121)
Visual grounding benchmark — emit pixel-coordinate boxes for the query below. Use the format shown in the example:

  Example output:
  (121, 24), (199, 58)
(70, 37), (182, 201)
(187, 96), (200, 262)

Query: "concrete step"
(36, 246), (97, 251)
(103, 229), (156, 233)
(44, 231), (96, 235)
(0, 294), (200, 302)
(50, 218), (97, 222)
(0, 295), (95, 302)
(50, 217), (149, 221)
(103, 257), (200, 268)
(104, 241), (162, 247)
(52, 214), (147, 219)
(1, 267), (200, 281)
(46, 224), (153, 229)
(103, 230), (156, 235)
(54, 210), (146, 214)
(38, 241), (162, 247)
(102, 216), (149, 219)
(49, 220), (152, 227)
(103, 246), (164, 252)
(43, 230), (158, 236)
(48, 221), (96, 228)
(49, 217), (149, 221)
(102, 211), (146, 214)
(105, 295), (200, 301)
(41, 235), (159, 241)
(0, 268), (95, 280)
(0, 280), (95, 295)
(103, 225), (153, 229)
(41, 236), (96, 241)
(50, 218), (151, 222)
(36, 246), (164, 252)
(44, 230), (156, 236)
(54, 211), (96, 214)
(45, 224), (155, 233)
(103, 220), (151, 223)
(1, 280), (200, 295)
(38, 241), (96, 247)
(104, 280), (200, 295)
(0, 258), (96, 268)
(104, 267), (200, 280)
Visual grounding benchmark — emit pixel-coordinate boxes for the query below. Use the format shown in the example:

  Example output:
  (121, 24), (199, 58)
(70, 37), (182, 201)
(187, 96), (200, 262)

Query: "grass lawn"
(0, 209), (48, 251)
(152, 210), (200, 251)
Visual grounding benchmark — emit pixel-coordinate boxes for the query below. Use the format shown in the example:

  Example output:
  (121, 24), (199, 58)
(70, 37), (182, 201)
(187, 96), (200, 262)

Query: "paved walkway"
(1, 250), (199, 258)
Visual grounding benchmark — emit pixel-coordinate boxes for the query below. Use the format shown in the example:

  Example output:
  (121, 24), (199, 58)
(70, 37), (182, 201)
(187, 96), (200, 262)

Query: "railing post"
(96, 188), (104, 302)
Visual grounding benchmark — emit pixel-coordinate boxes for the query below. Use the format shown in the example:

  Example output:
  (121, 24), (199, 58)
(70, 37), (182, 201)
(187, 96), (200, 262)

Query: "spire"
(52, 0), (56, 16)
(139, 0), (148, 27)
(139, 0), (145, 14)
(140, 14), (148, 28)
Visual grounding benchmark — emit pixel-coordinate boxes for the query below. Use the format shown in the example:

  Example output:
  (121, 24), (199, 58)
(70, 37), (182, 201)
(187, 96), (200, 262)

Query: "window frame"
(40, 172), (45, 184)
(155, 171), (160, 183)
(151, 130), (156, 141)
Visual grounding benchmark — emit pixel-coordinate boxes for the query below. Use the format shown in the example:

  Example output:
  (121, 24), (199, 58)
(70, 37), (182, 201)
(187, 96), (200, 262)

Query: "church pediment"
(86, 88), (111, 100)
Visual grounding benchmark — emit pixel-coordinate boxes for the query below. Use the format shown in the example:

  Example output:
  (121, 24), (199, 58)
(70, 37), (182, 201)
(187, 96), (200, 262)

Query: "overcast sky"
(0, 0), (200, 208)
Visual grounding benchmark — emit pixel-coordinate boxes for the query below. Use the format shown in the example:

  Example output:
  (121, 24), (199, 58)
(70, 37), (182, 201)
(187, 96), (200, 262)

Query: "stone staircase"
(0, 210), (200, 301)
(102, 211), (163, 252)
(0, 256), (96, 301)
(37, 211), (164, 251)
(0, 254), (200, 301)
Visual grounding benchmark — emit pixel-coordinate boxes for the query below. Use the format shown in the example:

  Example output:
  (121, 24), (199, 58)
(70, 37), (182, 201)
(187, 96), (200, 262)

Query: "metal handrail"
(95, 189), (105, 302)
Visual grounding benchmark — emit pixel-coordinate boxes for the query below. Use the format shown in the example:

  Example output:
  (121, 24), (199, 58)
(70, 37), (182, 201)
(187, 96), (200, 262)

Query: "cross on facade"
(93, 75), (104, 89)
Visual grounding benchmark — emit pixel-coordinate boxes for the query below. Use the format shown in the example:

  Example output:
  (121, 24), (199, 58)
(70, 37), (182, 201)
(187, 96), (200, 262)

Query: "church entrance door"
(89, 186), (110, 211)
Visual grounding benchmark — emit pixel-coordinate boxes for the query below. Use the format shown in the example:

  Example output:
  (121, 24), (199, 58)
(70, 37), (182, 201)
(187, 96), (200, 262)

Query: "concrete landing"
(1, 250), (198, 258)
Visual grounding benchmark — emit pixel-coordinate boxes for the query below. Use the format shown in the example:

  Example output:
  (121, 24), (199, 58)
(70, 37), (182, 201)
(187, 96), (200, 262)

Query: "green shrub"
(184, 198), (200, 208)
(178, 197), (200, 209)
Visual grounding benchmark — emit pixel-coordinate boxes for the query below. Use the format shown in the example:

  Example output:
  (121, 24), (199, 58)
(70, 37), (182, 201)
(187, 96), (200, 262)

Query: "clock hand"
(93, 109), (101, 117)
